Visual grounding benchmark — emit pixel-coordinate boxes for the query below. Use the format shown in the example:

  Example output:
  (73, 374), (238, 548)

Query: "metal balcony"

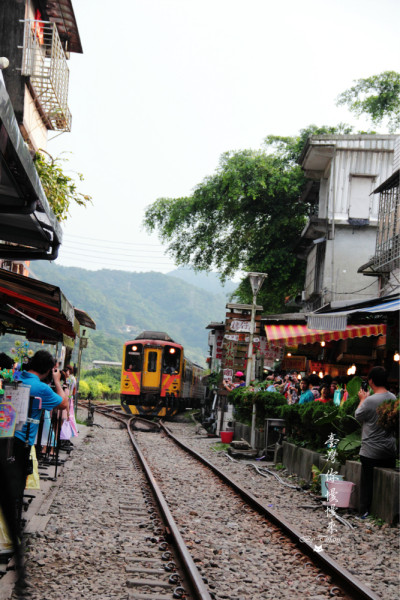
(20, 19), (71, 132)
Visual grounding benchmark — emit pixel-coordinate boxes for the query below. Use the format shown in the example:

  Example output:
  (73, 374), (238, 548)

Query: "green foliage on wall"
(34, 151), (92, 222)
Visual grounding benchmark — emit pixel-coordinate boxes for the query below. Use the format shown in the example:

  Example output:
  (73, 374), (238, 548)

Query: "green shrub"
(229, 387), (286, 426)
(78, 380), (90, 397)
(79, 367), (121, 398)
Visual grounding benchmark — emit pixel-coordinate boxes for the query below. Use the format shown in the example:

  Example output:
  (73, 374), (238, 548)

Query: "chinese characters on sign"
(324, 432), (341, 539)
(224, 340), (236, 369)
(213, 330), (224, 361)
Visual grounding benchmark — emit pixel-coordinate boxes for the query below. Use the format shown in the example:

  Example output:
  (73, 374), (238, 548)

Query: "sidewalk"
(0, 419), (90, 600)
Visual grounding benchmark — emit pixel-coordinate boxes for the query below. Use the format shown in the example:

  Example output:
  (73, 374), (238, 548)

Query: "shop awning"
(74, 308), (96, 330)
(265, 323), (386, 346)
(308, 295), (400, 330)
(0, 267), (78, 339)
(0, 303), (64, 343)
(0, 268), (77, 336)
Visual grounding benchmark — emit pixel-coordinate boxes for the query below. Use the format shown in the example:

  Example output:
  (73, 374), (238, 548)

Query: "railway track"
(86, 403), (211, 600)
(90, 404), (382, 600)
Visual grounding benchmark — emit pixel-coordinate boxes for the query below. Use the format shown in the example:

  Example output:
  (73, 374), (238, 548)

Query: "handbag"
(60, 419), (73, 440)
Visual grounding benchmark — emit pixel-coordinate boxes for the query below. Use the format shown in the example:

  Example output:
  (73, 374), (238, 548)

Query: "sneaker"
(355, 511), (369, 520)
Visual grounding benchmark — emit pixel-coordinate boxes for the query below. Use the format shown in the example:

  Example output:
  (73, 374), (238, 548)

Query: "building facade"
(0, 0), (82, 272)
(298, 134), (399, 311)
(0, 0), (82, 152)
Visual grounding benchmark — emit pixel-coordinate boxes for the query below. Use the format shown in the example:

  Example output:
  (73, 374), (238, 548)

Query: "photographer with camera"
(1, 350), (68, 590)
(355, 366), (397, 519)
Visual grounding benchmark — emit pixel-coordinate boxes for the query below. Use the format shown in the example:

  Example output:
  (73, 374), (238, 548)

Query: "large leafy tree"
(336, 71), (400, 132)
(145, 125), (354, 313)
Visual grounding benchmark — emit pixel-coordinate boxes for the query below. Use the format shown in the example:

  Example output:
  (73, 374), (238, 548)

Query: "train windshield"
(124, 343), (142, 371)
(162, 346), (181, 374)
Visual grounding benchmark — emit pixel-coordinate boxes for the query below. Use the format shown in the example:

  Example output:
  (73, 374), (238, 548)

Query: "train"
(120, 331), (206, 417)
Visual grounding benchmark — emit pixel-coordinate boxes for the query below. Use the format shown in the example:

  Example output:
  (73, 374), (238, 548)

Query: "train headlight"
(132, 345), (138, 351)
(169, 348), (176, 354)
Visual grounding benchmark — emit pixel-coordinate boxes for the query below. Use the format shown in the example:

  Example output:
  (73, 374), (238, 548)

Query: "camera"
(361, 380), (369, 392)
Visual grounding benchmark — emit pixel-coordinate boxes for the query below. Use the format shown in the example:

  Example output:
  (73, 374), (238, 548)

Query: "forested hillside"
(27, 262), (232, 366)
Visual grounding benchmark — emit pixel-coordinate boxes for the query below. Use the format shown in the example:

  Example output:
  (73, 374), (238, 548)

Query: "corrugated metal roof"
(43, 0), (83, 53)
(373, 169), (399, 193)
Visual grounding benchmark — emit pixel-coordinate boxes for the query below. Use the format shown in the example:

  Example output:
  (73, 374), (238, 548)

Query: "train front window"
(162, 347), (181, 374)
(125, 343), (142, 371)
(147, 351), (158, 372)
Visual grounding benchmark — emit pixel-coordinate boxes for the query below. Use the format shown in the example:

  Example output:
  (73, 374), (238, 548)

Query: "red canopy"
(265, 323), (386, 346)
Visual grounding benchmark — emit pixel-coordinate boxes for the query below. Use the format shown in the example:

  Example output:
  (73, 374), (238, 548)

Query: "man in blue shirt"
(1, 350), (68, 590)
(298, 377), (315, 404)
(15, 354), (68, 446)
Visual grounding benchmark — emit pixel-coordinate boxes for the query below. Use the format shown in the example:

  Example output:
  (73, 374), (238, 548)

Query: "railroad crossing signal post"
(246, 272), (267, 449)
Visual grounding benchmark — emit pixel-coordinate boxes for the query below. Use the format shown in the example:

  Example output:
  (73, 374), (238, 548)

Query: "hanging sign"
(230, 320), (251, 332)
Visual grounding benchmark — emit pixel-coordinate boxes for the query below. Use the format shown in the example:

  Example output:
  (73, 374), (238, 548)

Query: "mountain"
(29, 262), (228, 366)
(167, 268), (237, 297)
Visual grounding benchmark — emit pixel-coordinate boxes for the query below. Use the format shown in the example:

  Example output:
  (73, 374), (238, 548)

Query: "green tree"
(336, 71), (400, 132)
(144, 125), (350, 312)
(34, 150), (92, 222)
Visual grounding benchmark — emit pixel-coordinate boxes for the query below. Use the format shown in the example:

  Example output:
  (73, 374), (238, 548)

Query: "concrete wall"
(233, 424), (399, 523)
(234, 422), (265, 450)
(323, 225), (379, 304)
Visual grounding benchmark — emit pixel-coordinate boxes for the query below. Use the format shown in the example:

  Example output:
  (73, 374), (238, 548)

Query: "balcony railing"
(20, 19), (71, 132)
(374, 183), (400, 271)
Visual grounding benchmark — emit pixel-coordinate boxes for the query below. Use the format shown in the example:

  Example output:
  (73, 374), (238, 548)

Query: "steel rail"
(161, 423), (381, 600)
(126, 418), (213, 600)
(89, 406), (212, 600)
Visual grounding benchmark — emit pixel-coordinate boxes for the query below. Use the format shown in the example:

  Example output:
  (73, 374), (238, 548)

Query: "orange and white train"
(120, 331), (206, 417)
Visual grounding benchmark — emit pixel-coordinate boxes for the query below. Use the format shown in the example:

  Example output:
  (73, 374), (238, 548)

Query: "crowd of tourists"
(263, 371), (350, 405)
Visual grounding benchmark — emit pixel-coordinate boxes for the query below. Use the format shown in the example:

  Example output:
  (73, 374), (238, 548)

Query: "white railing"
(375, 184), (400, 271)
(20, 19), (71, 132)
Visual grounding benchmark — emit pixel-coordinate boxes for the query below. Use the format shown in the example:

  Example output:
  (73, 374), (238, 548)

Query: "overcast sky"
(48, 0), (400, 274)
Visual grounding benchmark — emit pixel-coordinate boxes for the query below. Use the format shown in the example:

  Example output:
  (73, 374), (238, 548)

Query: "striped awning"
(265, 323), (386, 346)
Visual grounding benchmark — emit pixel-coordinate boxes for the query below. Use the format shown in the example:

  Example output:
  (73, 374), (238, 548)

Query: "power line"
(59, 250), (174, 265)
(325, 279), (378, 295)
(62, 242), (169, 257)
(62, 240), (168, 254)
(63, 233), (167, 248)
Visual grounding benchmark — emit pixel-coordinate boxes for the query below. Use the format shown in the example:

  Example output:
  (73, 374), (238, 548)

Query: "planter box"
(282, 442), (321, 483)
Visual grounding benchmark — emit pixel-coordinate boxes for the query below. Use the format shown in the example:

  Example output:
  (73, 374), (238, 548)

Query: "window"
(124, 343), (142, 371)
(147, 351), (158, 373)
(162, 347), (181, 374)
(348, 176), (375, 219)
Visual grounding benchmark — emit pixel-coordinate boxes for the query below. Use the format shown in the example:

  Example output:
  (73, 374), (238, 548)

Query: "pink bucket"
(326, 480), (355, 508)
